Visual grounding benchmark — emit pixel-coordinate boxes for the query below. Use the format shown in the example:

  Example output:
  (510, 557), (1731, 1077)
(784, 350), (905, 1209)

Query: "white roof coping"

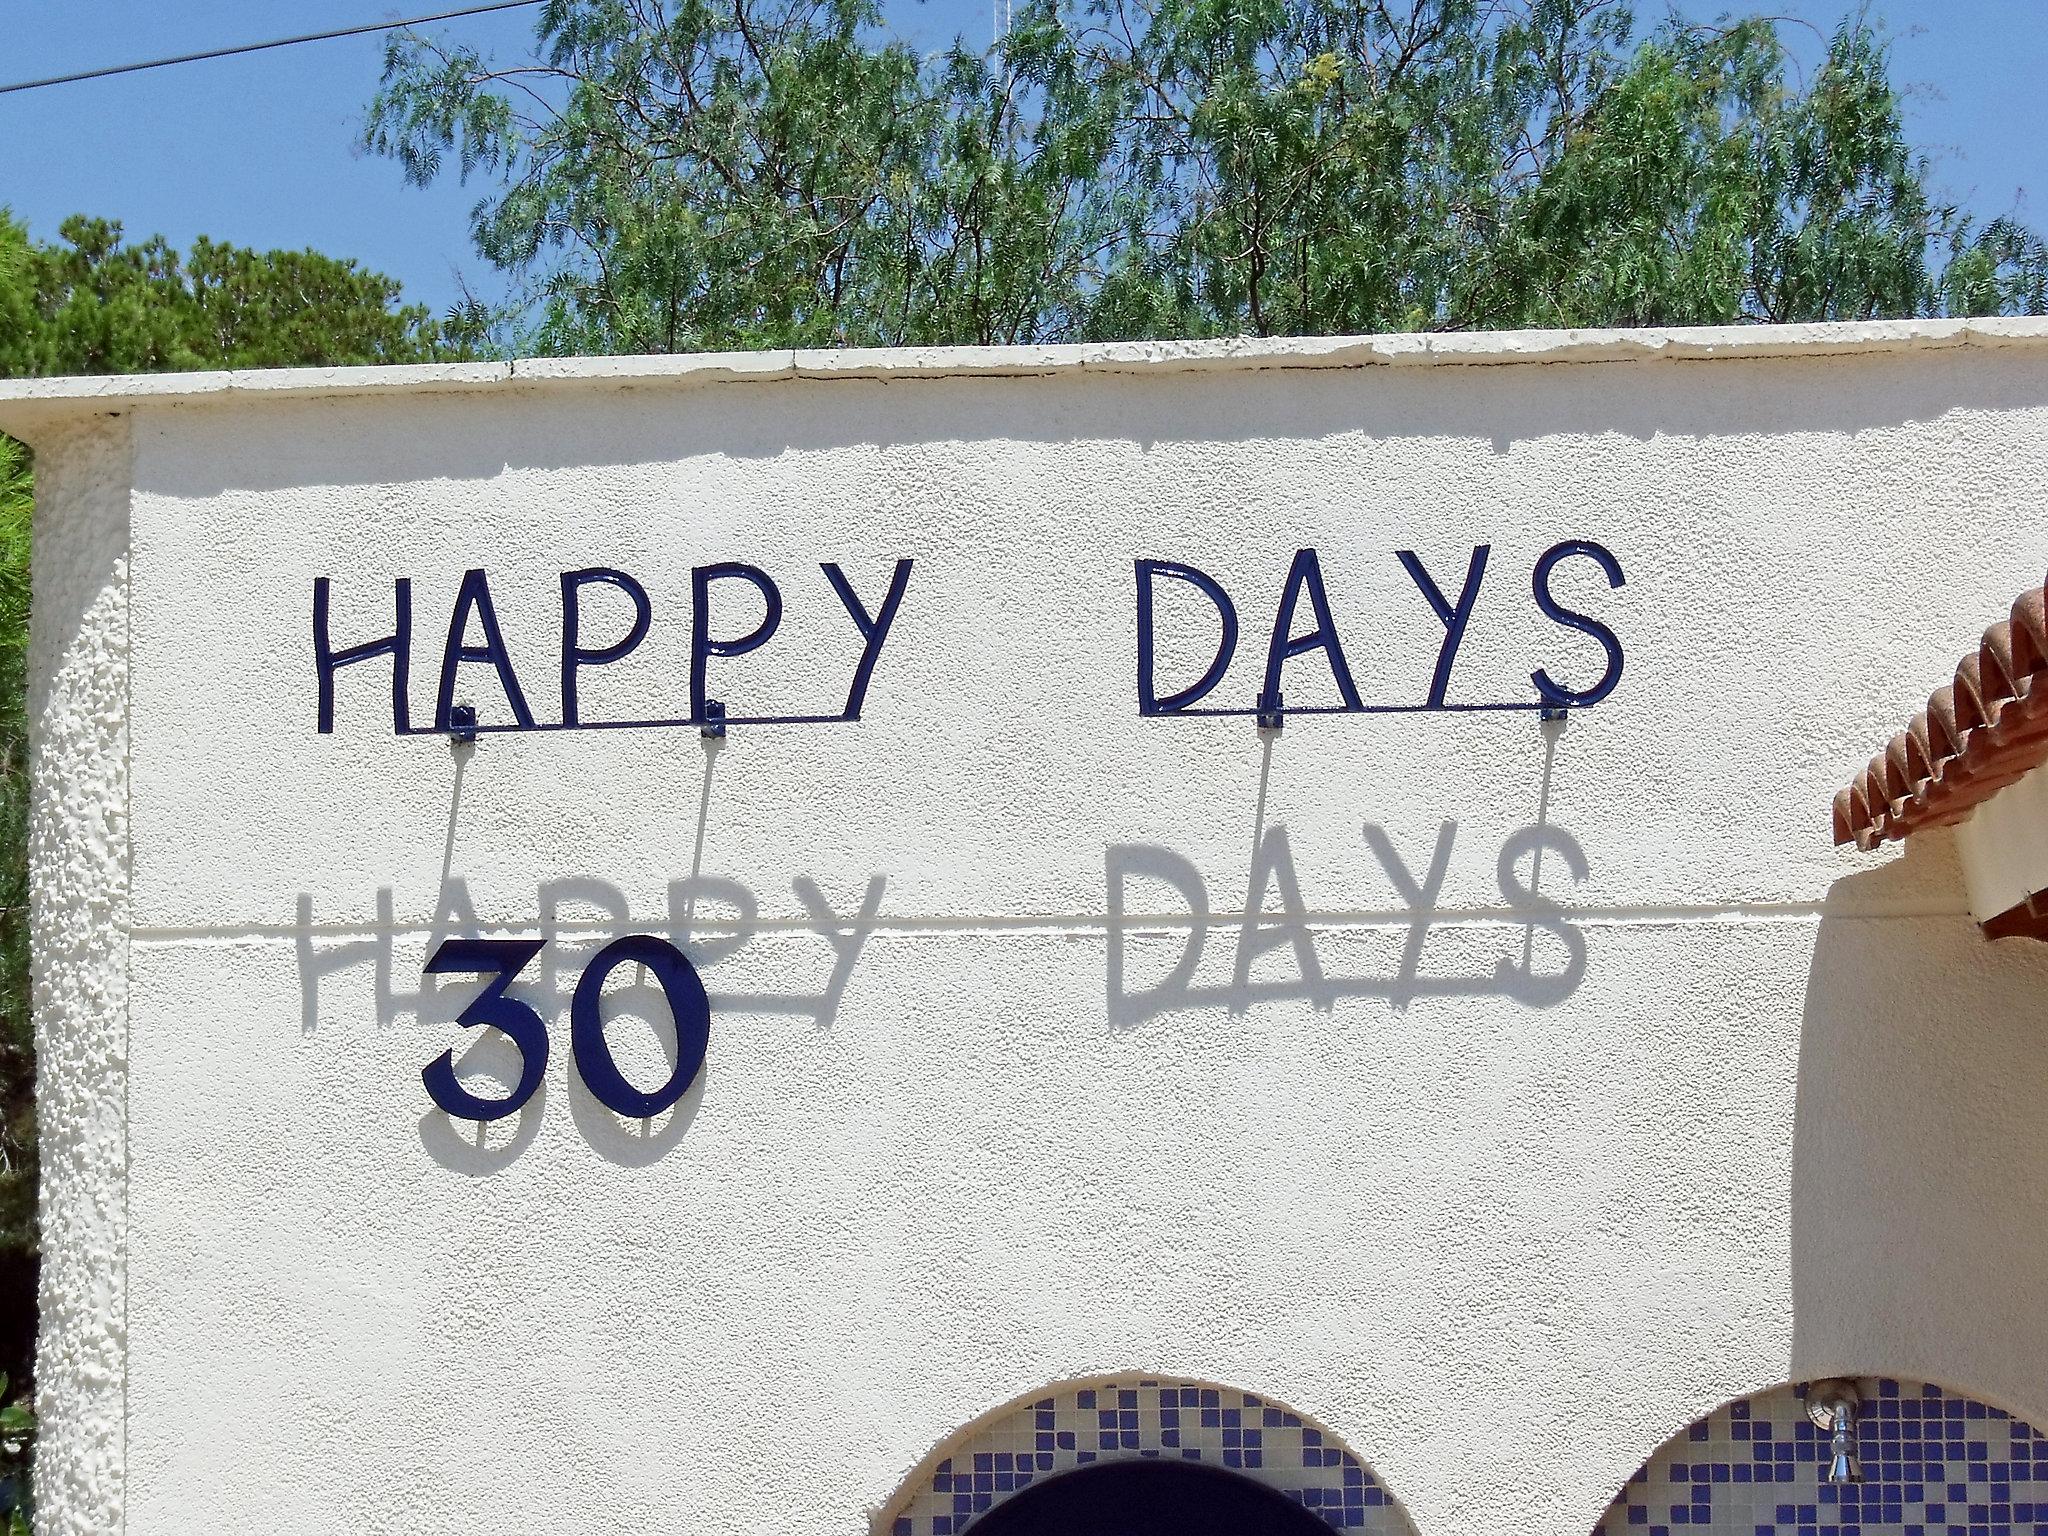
(3, 317), (2047, 437)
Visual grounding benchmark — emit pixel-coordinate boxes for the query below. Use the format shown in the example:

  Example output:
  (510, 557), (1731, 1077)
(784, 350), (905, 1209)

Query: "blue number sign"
(421, 935), (711, 1122)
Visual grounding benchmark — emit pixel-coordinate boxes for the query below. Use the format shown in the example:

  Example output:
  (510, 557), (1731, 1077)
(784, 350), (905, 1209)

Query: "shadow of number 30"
(420, 935), (711, 1122)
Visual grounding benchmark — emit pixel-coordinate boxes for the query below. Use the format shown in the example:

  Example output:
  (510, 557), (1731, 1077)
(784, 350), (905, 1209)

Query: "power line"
(0, 0), (546, 97)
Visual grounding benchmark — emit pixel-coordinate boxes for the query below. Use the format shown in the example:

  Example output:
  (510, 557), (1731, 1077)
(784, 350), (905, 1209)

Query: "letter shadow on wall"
(1108, 723), (1593, 1024)
(1105, 819), (1592, 1026)
(1791, 833), (2048, 1416)
(294, 868), (886, 1177)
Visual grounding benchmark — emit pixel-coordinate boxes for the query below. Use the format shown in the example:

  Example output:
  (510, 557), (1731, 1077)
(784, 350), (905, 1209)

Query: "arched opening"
(880, 1375), (1415, 1535)
(963, 1459), (1335, 1535)
(1593, 1377), (2048, 1536)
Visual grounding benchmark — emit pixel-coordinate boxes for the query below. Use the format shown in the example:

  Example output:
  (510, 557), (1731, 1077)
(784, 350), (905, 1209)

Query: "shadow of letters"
(1107, 821), (1589, 1026)
(296, 871), (887, 1037)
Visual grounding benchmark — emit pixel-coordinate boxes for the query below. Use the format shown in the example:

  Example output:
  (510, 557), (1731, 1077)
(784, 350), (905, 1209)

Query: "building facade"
(5, 323), (2048, 1535)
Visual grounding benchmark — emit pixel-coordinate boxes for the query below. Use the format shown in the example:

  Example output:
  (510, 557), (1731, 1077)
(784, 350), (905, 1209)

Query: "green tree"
(0, 437), (31, 1536)
(0, 433), (26, 1280)
(365, 0), (2048, 352)
(365, 0), (1098, 349)
(0, 217), (463, 1517)
(0, 212), (454, 375)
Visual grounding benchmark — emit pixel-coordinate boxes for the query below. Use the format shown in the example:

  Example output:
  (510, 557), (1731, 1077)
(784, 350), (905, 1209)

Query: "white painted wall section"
(4, 325), (2048, 1536)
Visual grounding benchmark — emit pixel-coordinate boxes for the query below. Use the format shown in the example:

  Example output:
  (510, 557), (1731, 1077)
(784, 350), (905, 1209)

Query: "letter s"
(1530, 540), (1624, 706)
(1493, 826), (1589, 1006)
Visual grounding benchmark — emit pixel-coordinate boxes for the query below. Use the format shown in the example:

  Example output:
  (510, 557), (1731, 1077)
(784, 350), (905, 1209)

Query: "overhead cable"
(0, 0), (545, 97)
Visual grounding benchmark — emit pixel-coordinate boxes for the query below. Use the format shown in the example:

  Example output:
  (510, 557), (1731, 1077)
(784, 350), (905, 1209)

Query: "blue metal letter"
(435, 568), (536, 731)
(570, 934), (711, 1119)
(1135, 559), (1239, 715)
(690, 563), (783, 723)
(313, 575), (412, 734)
(559, 567), (652, 727)
(822, 558), (914, 720)
(1261, 548), (1363, 714)
(420, 937), (549, 1121)
(1529, 540), (1625, 707)
(1396, 545), (1490, 708)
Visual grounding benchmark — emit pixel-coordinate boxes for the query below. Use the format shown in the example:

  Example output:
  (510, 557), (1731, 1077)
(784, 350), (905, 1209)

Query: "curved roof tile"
(1834, 573), (2048, 851)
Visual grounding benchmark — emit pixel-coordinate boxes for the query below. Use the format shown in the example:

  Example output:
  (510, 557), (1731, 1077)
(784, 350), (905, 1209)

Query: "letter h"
(314, 576), (412, 734)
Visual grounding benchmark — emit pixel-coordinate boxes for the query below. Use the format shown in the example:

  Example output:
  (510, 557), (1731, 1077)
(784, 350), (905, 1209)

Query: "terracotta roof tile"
(1834, 573), (2048, 851)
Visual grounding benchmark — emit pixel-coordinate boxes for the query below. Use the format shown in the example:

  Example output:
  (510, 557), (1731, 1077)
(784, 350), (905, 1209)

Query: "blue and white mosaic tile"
(1594, 1380), (2048, 1536)
(887, 1378), (1415, 1536)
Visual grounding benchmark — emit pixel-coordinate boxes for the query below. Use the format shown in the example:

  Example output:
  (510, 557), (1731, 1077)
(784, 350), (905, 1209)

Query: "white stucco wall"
(8, 323), (2048, 1536)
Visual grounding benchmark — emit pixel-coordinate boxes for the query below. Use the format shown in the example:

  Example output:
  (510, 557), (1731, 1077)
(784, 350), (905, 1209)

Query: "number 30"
(421, 934), (711, 1122)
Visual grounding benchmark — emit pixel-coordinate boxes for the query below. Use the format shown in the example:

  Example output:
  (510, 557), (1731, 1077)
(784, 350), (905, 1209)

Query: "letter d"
(1135, 559), (1239, 714)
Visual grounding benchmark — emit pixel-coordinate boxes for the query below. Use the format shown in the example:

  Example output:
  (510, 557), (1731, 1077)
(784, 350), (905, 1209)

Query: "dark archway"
(881, 1377), (1413, 1536)
(964, 1459), (1333, 1536)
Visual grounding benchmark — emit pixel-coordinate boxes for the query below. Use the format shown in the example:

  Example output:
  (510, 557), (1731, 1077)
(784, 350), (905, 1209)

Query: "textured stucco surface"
(9, 328), (2048, 1535)
(25, 416), (129, 1534)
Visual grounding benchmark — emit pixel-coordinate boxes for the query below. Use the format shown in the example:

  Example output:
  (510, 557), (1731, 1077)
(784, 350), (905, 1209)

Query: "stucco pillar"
(25, 413), (131, 1536)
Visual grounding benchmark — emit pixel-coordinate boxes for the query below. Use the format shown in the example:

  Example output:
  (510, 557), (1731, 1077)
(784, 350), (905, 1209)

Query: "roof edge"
(3, 318), (2047, 434)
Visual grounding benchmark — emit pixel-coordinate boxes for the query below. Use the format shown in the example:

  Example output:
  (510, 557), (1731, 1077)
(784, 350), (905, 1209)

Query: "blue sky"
(3, 1), (2044, 320)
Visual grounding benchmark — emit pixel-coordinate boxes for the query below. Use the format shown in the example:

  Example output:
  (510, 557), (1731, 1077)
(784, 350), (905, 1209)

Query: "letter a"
(1261, 548), (1364, 712)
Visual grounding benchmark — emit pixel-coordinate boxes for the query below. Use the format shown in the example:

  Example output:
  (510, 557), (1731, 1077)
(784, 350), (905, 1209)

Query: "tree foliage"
(366, 0), (2048, 354)
(0, 212), (455, 376)
(0, 432), (32, 1536)
(0, 437), (25, 1274)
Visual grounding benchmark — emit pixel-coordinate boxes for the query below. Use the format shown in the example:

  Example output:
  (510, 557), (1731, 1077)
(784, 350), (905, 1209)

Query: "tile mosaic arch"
(1594, 1379), (2048, 1536)
(884, 1377), (1417, 1536)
